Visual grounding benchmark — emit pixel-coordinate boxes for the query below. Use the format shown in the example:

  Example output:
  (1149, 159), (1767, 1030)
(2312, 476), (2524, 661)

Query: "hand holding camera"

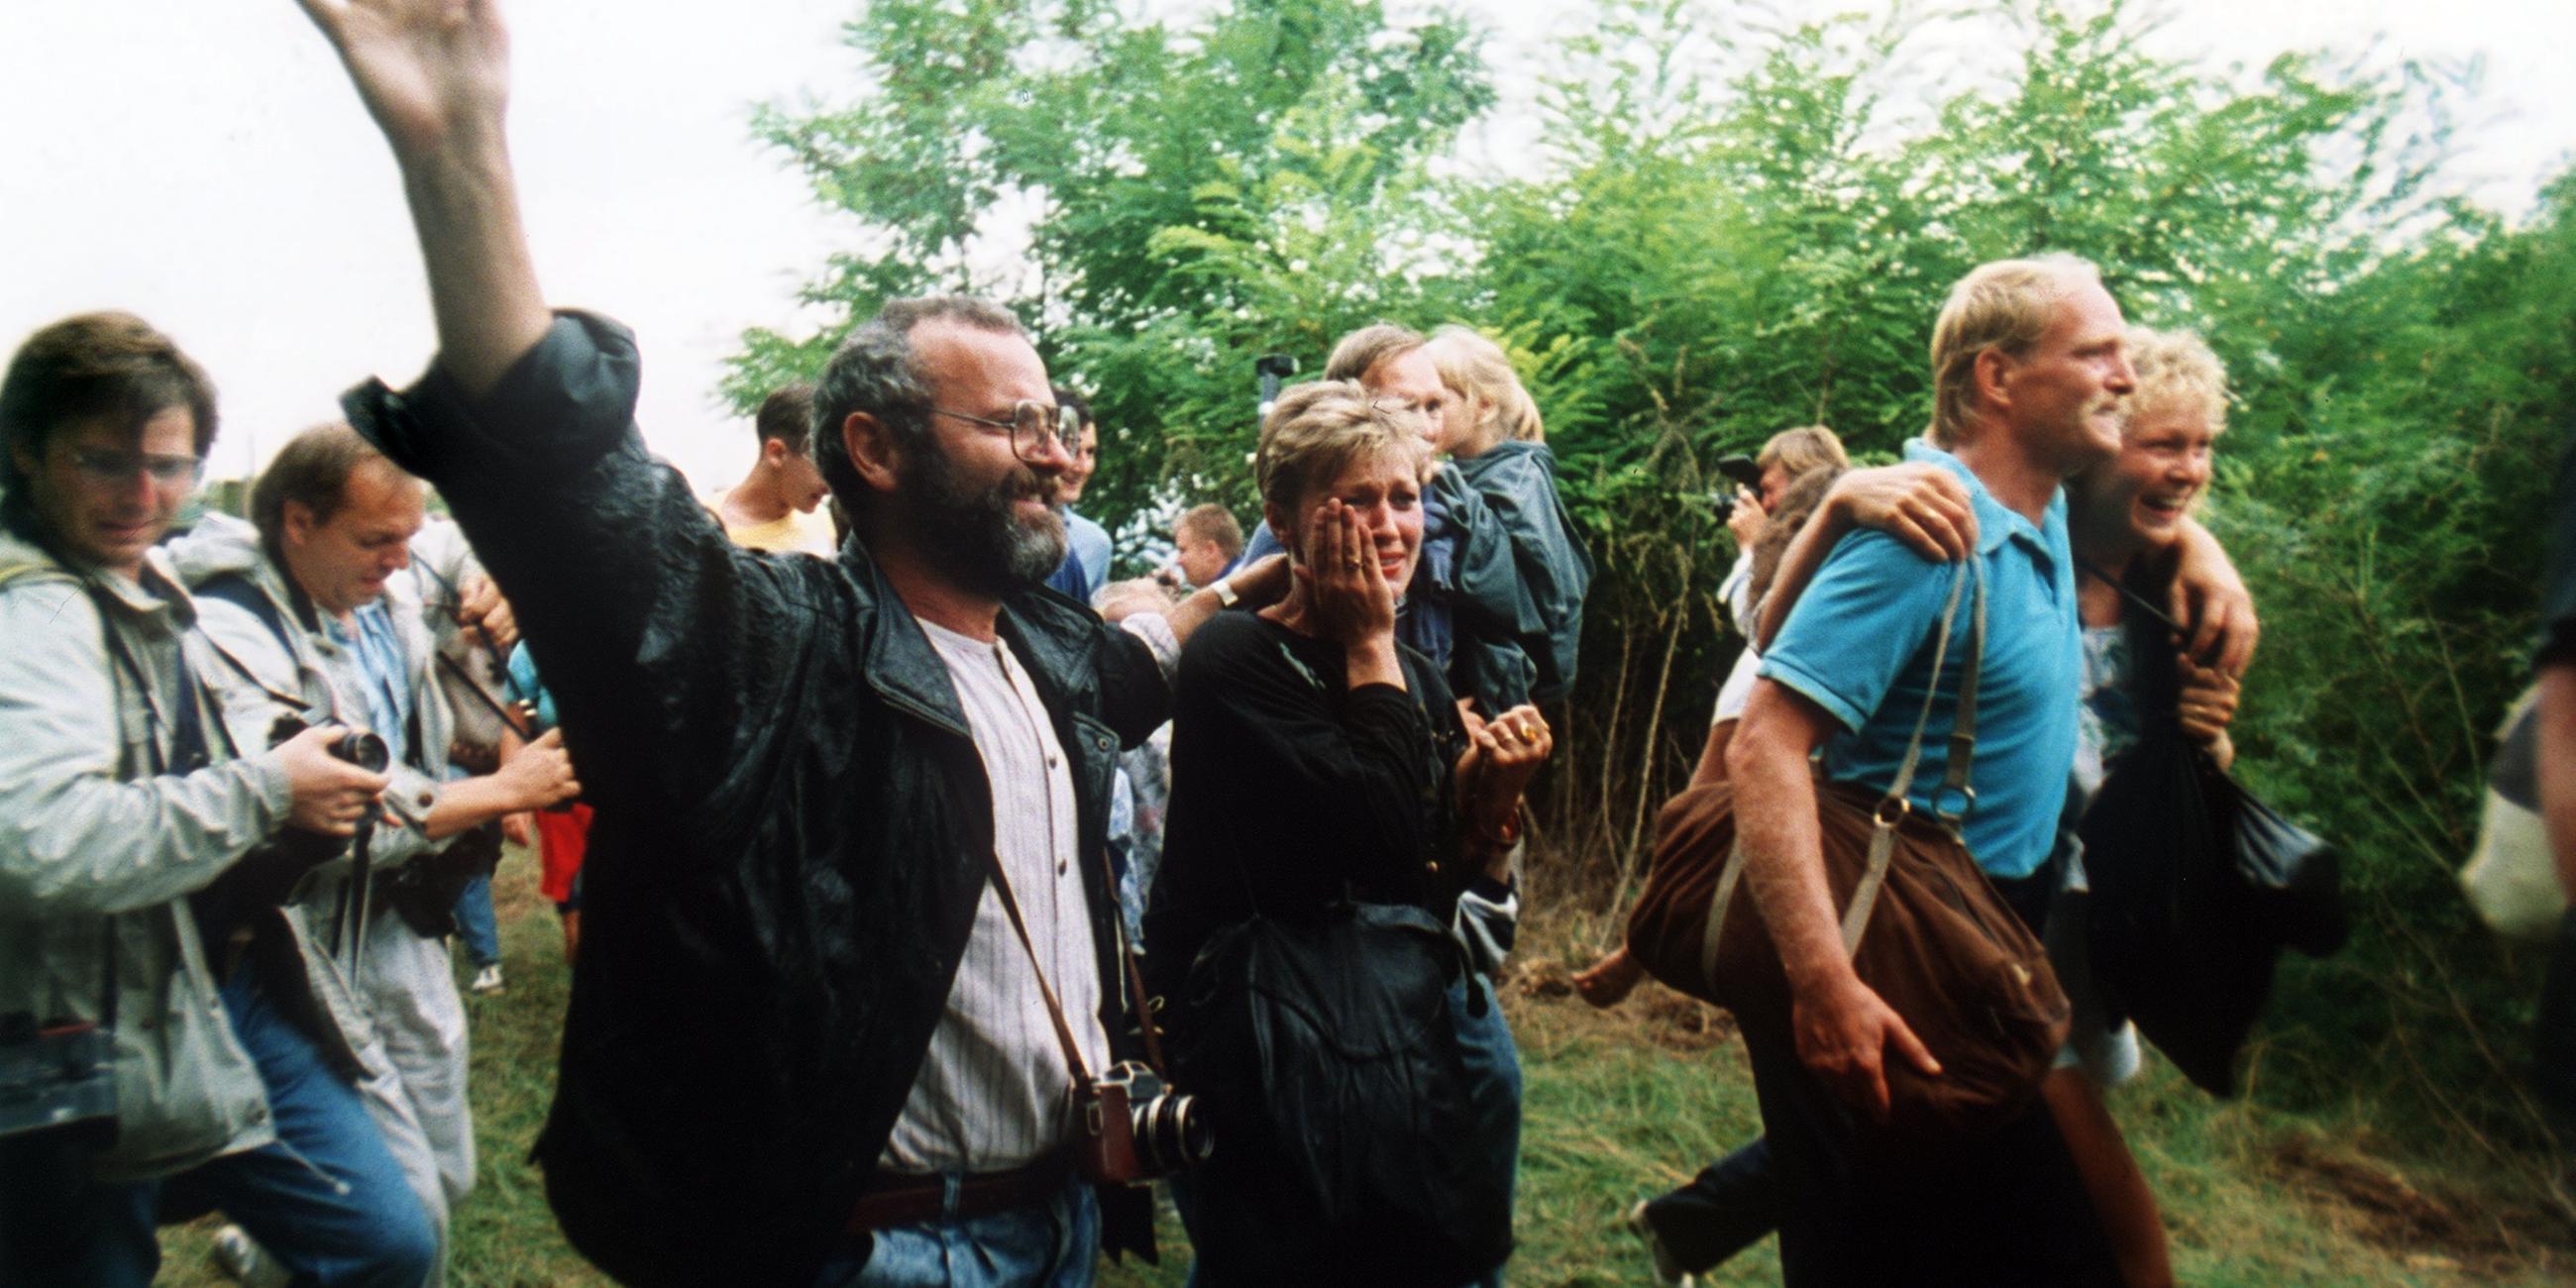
(273, 723), (392, 838)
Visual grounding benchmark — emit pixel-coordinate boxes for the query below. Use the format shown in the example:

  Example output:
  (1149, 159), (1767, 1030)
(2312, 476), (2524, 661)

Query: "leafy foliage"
(738, 0), (2571, 1181)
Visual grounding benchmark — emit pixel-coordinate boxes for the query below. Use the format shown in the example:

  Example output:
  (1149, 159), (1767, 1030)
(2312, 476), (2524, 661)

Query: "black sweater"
(1143, 609), (1471, 1001)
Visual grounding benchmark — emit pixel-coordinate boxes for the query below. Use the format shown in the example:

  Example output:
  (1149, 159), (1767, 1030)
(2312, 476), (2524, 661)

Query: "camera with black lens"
(1075, 1060), (1210, 1185)
(268, 713), (391, 775)
(190, 716), (394, 949)
(1715, 453), (1765, 493)
(0, 1013), (115, 1140)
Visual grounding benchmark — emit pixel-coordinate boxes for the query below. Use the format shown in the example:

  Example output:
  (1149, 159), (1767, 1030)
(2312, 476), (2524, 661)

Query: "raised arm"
(295, 0), (550, 396)
(1755, 464), (1976, 651)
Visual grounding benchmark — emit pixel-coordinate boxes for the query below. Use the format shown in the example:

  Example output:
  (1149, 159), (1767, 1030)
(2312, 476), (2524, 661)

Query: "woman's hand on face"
(1297, 497), (1397, 649)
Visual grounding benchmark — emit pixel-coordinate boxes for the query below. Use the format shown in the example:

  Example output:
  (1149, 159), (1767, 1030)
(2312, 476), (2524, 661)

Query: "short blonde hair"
(1255, 380), (1434, 515)
(1928, 254), (2102, 447)
(1423, 325), (1544, 454)
(2123, 327), (2228, 436)
(1755, 425), (1848, 479)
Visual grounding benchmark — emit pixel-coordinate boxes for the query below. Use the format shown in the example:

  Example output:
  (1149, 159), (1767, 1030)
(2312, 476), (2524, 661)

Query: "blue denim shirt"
(329, 599), (416, 771)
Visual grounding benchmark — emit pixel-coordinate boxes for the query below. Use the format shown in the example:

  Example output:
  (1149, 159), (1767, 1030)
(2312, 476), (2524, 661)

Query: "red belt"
(847, 1157), (1070, 1233)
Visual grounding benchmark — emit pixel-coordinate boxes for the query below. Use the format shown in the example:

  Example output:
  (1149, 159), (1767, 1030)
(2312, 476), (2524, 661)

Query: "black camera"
(268, 714), (391, 774)
(1076, 1060), (1210, 1184)
(0, 1014), (115, 1140)
(1715, 454), (1765, 492)
(191, 717), (395, 951)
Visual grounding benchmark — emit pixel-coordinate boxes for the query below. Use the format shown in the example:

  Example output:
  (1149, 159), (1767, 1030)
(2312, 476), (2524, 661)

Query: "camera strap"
(980, 846), (1097, 1093)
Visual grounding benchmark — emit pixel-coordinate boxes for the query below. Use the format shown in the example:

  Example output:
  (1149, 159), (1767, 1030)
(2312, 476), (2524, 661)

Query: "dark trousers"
(2535, 908), (2576, 1136)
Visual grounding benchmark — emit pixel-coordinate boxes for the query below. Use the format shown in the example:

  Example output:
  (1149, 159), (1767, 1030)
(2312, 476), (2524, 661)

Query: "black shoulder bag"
(1171, 637), (1513, 1285)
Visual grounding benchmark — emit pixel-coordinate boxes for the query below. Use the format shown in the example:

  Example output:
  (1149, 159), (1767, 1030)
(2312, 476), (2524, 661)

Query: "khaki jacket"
(0, 529), (291, 1180)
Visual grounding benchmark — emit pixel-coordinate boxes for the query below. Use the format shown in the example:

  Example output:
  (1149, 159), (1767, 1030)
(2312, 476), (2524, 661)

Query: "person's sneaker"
(213, 1223), (286, 1287)
(470, 963), (505, 995)
(1624, 1200), (1697, 1288)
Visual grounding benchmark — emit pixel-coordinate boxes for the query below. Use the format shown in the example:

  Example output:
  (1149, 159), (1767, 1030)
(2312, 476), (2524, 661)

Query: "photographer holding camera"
(168, 420), (582, 1268)
(0, 312), (434, 1286)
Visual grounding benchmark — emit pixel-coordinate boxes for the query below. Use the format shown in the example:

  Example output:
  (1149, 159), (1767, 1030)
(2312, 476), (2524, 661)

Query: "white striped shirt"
(880, 616), (1110, 1172)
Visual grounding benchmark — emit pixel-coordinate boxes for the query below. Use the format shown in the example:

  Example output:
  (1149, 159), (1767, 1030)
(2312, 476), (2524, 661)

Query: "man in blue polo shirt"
(1723, 254), (2134, 1284)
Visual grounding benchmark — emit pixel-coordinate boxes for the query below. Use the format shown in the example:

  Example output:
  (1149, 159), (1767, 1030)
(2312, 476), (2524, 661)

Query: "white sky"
(3, 0), (2568, 490)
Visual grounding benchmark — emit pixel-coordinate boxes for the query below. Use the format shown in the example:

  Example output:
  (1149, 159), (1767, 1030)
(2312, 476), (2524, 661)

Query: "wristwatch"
(1209, 577), (1239, 608)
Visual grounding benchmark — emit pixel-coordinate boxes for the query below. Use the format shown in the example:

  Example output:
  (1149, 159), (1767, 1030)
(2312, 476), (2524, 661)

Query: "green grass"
(160, 859), (2571, 1285)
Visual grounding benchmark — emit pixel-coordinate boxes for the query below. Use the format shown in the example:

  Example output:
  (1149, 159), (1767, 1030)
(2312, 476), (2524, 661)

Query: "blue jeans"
(1641, 1136), (1781, 1273)
(813, 1175), (1098, 1287)
(0, 972), (438, 1288)
(1449, 973), (1521, 1288)
(453, 871), (500, 968)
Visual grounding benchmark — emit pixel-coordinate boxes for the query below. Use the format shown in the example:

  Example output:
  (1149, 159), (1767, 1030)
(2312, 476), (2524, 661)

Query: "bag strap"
(1106, 861), (1169, 1075)
(1701, 558), (1986, 984)
(982, 846), (1098, 1093)
(2076, 556), (2183, 634)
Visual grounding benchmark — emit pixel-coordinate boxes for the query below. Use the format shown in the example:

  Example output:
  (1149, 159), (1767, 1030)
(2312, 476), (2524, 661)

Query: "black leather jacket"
(345, 314), (1169, 1285)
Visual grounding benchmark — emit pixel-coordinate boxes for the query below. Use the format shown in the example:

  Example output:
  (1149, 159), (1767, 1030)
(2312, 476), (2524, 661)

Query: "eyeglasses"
(68, 448), (204, 485)
(930, 400), (1080, 464)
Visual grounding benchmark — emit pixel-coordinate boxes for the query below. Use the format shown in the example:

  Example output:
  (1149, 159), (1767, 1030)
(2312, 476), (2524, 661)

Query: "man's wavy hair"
(1927, 254), (2101, 448)
(754, 382), (816, 454)
(1322, 323), (1426, 383)
(809, 295), (1028, 520)
(0, 312), (217, 536)
(250, 421), (406, 563)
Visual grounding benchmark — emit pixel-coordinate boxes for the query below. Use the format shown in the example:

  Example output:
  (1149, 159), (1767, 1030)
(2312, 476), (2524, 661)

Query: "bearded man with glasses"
(292, 1), (1285, 1282)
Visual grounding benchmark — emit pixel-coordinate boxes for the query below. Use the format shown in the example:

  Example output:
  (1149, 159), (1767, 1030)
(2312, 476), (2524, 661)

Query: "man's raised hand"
(294, 0), (511, 160)
(295, 0), (550, 396)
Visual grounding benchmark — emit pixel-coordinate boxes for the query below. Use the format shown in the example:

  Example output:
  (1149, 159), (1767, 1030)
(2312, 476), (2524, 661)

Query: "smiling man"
(1042, 385), (1114, 602)
(291, 0), (1276, 1281)
(1712, 254), (2135, 1284)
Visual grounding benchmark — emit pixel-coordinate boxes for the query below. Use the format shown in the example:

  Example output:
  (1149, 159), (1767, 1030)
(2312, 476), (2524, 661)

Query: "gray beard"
(907, 444), (1067, 596)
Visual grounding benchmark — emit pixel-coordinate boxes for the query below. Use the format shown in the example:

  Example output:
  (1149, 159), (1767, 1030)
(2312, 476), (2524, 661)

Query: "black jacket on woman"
(345, 313), (1169, 1286)
(1143, 609), (1484, 1013)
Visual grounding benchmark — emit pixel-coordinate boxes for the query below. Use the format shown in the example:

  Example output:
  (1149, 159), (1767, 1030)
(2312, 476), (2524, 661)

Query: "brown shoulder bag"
(1625, 559), (2070, 1148)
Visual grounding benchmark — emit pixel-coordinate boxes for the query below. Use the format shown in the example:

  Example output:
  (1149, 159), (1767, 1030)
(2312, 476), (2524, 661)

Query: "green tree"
(727, 0), (1493, 546)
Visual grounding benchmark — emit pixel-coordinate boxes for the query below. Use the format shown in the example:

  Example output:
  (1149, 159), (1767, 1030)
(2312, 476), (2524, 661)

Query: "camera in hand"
(189, 716), (395, 950)
(1076, 1060), (1210, 1184)
(1715, 454), (1765, 493)
(271, 714), (390, 774)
